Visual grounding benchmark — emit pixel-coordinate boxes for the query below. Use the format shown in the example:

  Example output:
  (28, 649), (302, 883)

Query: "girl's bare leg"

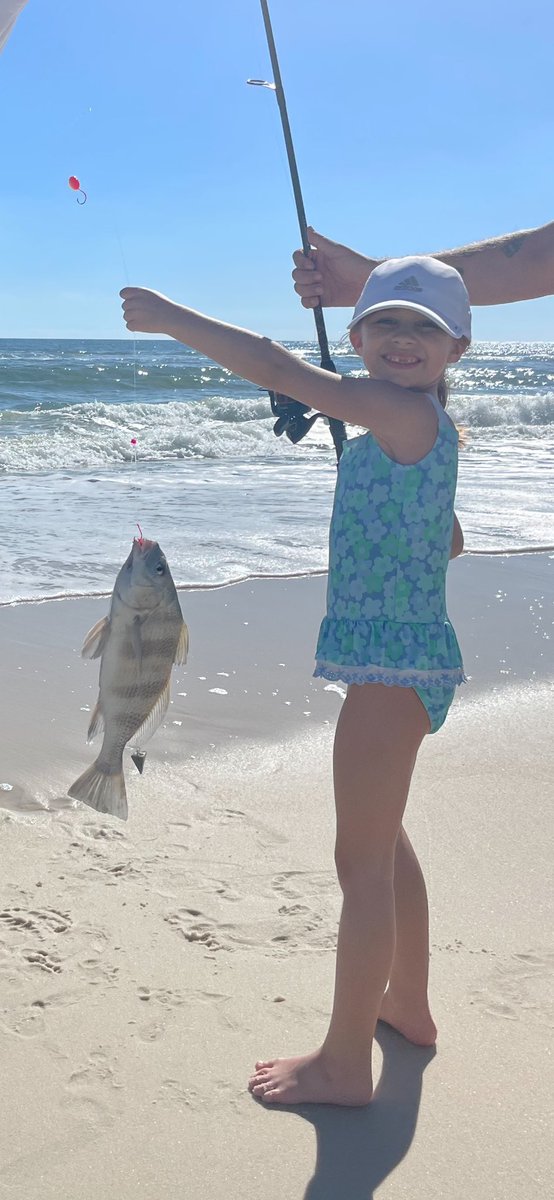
(379, 827), (437, 1045)
(248, 683), (429, 1106)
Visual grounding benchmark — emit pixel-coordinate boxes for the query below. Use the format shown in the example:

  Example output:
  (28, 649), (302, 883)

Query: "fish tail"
(68, 758), (128, 821)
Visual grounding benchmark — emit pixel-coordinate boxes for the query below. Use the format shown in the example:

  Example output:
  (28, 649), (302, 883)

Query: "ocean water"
(0, 338), (552, 604)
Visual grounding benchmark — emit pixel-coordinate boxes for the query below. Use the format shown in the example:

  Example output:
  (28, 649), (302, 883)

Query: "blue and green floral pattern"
(314, 394), (465, 688)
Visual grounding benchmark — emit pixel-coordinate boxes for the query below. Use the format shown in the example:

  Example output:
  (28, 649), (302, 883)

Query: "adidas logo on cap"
(393, 276), (423, 292)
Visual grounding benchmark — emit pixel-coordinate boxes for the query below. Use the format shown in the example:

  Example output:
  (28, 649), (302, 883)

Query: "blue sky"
(1, 0), (553, 340)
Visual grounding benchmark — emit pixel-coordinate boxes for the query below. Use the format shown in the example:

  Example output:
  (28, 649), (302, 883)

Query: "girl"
(121, 254), (470, 1107)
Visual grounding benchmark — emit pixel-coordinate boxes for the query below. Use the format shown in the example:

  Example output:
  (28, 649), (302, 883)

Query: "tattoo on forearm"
(502, 235), (525, 258)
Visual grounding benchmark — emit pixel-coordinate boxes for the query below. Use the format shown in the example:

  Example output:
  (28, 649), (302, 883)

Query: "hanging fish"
(68, 537), (189, 820)
(68, 175), (87, 204)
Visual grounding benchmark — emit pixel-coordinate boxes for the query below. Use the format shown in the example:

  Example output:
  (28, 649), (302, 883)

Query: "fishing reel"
(268, 390), (321, 444)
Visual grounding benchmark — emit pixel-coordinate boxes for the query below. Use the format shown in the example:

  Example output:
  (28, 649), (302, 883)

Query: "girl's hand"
(292, 227), (375, 309)
(120, 287), (178, 335)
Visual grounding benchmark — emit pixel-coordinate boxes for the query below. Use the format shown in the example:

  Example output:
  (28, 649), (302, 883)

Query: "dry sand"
(0, 553), (552, 1198)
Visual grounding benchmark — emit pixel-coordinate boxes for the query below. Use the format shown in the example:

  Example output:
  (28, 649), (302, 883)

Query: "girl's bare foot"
(248, 1048), (373, 1107)
(378, 989), (437, 1046)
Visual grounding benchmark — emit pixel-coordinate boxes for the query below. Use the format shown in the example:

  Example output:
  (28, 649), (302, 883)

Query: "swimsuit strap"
(425, 391), (458, 437)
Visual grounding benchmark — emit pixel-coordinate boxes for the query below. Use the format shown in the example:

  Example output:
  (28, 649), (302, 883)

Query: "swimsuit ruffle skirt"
(314, 392), (465, 692)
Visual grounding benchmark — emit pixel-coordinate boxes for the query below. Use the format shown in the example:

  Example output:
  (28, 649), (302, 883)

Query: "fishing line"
(114, 226), (137, 389)
(113, 222), (140, 465)
(58, 95), (140, 471)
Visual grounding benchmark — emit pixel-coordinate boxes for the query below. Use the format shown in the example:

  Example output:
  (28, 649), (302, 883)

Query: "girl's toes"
(255, 1059), (274, 1070)
(248, 1068), (270, 1090)
(252, 1079), (272, 1097)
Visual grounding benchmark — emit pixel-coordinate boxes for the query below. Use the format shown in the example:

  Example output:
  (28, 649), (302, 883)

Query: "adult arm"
(292, 223), (554, 308)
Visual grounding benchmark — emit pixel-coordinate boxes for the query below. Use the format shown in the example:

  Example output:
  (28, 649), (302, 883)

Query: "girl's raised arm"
(120, 287), (428, 446)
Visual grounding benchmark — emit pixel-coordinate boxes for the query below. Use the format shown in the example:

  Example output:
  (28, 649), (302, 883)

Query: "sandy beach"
(1, 552), (552, 1199)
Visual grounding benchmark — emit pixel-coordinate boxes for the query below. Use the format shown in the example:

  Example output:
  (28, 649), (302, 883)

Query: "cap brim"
(347, 299), (461, 338)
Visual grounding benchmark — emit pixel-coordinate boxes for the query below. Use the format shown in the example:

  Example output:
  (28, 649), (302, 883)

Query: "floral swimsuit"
(314, 391), (465, 733)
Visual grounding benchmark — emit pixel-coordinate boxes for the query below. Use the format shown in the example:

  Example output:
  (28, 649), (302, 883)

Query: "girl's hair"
(438, 375), (466, 446)
(438, 335), (470, 411)
(437, 373), (449, 410)
(438, 340), (469, 446)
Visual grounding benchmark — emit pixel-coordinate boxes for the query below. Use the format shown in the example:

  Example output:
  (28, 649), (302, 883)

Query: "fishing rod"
(248, 0), (346, 463)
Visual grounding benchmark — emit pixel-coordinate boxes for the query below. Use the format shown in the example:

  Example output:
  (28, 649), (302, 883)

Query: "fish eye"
(156, 563), (166, 575)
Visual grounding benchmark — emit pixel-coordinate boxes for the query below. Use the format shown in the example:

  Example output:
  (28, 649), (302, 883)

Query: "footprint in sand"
(0, 907), (70, 982)
(0, 901), (116, 994)
(0, 907), (71, 936)
(137, 985), (189, 1007)
(269, 870), (336, 902)
(136, 1020), (166, 1043)
(81, 843), (136, 879)
(59, 1049), (123, 1133)
(135, 985), (186, 1041)
(0, 943), (19, 989)
(156, 1079), (206, 1110)
(77, 957), (120, 987)
(215, 805), (289, 849)
(164, 908), (227, 951)
(59, 837), (160, 889)
(174, 875), (244, 904)
(155, 1076), (244, 1113)
(135, 984), (237, 1032)
(21, 948), (63, 975)
(165, 906), (262, 952)
(469, 947), (554, 1026)
(80, 822), (127, 842)
(0, 1000), (47, 1039)
(209, 879), (243, 903)
(165, 902), (335, 956)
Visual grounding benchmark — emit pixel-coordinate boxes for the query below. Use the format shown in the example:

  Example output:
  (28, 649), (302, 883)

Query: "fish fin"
(68, 759), (128, 821)
(82, 616), (110, 660)
(174, 620), (189, 665)
(132, 679), (171, 747)
(86, 701), (104, 743)
(131, 615), (143, 667)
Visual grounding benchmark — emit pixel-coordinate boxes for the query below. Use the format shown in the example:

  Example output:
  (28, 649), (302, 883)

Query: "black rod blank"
(254, 0), (346, 460)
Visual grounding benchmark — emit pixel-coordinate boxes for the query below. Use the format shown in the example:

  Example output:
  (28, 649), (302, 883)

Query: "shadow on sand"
(265, 1023), (436, 1200)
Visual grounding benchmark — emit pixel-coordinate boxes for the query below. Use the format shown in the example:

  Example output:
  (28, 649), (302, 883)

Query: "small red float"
(68, 176), (87, 204)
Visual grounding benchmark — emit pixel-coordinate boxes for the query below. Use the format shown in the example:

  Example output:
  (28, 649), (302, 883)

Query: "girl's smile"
(350, 308), (465, 390)
(382, 353), (422, 367)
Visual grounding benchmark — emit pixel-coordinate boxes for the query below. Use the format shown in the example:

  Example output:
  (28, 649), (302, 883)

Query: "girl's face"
(350, 308), (467, 390)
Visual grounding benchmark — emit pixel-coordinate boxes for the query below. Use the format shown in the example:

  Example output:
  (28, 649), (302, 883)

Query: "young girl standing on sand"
(121, 255), (470, 1107)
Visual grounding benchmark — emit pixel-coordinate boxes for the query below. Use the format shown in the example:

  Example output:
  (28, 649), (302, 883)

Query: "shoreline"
(0, 546), (553, 609)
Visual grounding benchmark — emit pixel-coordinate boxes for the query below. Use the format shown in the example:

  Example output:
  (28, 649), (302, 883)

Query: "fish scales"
(68, 538), (189, 820)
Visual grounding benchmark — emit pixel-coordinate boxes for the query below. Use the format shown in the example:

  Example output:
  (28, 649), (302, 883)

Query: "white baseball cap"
(348, 255), (471, 341)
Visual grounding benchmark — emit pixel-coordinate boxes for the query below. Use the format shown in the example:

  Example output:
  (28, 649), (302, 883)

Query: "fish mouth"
(132, 536), (157, 554)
